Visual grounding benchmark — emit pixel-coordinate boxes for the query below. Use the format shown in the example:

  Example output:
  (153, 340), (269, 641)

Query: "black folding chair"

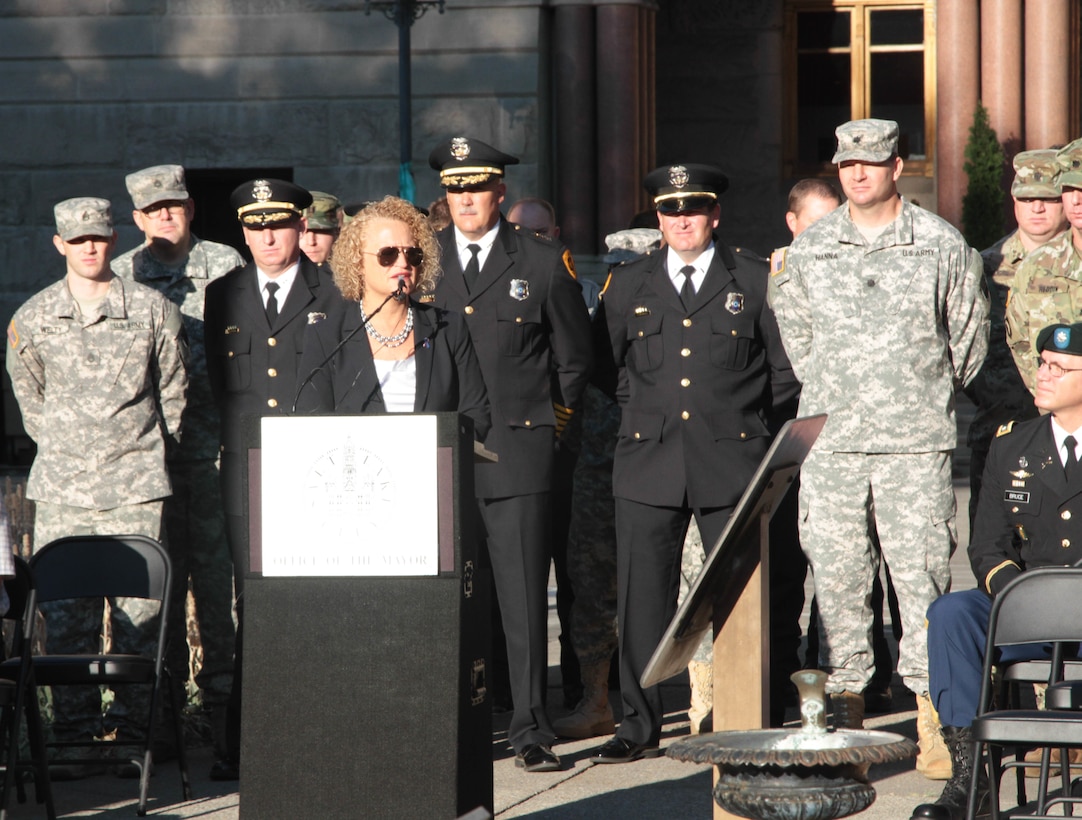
(0, 536), (192, 816)
(968, 567), (1082, 819)
(0, 557), (54, 819)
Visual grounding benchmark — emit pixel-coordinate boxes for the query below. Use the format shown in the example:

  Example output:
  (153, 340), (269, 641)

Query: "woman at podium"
(294, 195), (490, 441)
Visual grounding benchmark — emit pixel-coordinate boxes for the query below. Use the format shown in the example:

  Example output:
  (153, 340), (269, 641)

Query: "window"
(784, 1), (935, 177)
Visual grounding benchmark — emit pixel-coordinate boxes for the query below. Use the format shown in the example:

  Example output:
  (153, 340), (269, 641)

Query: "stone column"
(935, 0), (980, 227)
(1025, 0), (1072, 149)
(553, 3), (598, 253)
(981, 0), (1023, 154)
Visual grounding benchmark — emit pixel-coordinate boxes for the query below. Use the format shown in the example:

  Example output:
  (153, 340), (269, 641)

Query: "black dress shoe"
(591, 737), (661, 764)
(515, 744), (561, 773)
(209, 758), (240, 781)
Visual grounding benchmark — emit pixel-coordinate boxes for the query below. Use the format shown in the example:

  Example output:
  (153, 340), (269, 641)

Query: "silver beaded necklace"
(360, 303), (413, 348)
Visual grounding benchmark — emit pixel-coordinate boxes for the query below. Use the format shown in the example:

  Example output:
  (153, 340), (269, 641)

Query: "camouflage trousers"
(678, 519), (713, 664)
(799, 449), (955, 696)
(163, 460), (236, 708)
(33, 500), (164, 742)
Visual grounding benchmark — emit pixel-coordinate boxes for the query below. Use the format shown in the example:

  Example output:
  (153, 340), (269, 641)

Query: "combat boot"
(552, 662), (615, 740)
(916, 692), (952, 780)
(909, 726), (989, 820)
(830, 690), (864, 730)
(687, 660), (713, 735)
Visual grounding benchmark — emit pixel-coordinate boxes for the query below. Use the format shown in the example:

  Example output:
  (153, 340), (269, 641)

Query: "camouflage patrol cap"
(1056, 138), (1082, 190)
(1037, 322), (1082, 356)
(54, 197), (113, 241)
(1011, 150), (1061, 198)
(125, 164), (189, 210)
(305, 191), (342, 231)
(428, 136), (519, 188)
(832, 119), (899, 164)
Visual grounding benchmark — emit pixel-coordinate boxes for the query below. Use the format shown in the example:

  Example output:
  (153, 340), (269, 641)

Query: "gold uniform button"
(638, 330), (645, 337)
(739, 432), (747, 439)
(515, 316), (523, 324)
(268, 368), (277, 378)
(682, 318), (692, 327)
(227, 351), (234, 358)
(268, 337), (277, 347)
(1064, 538), (1072, 549)
(1011, 506), (1019, 513)
(633, 432), (641, 439)
(465, 306), (474, 315)
(1064, 510), (1073, 521)
(267, 398), (278, 409)
(681, 411), (690, 420)
(731, 329), (738, 336)
(680, 378), (691, 387)
(524, 420), (532, 427)
(680, 348), (691, 357)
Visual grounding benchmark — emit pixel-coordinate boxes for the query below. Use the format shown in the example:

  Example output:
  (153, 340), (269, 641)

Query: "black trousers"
(477, 492), (556, 752)
(613, 498), (732, 745)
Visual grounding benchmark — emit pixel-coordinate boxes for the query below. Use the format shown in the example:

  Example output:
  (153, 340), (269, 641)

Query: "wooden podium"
(239, 413), (493, 819)
(642, 415), (827, 820)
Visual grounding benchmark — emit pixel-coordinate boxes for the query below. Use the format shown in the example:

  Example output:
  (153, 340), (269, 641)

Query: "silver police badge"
(509, 279), (529, 301)
(252, 179), (272, 202)
(725, 292), (745, 315)
(451, 137), (471, 161)
(668, 165), (689, 188)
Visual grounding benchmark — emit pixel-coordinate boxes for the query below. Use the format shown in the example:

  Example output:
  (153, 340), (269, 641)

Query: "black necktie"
(463, 244), (481, 291)
(265, 282), (280, 325)
(679, 265), (696, 311)
(1066, 435), (1079, 483)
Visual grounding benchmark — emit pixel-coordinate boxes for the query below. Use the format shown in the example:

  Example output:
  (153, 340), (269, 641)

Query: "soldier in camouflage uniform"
(553, 228), (659, 740)
(1006, 139), (1082, 393)
(299, 191), (341, 268)
(969, 150), (1067, 525)
(6, 197), (187, 778)
(112, 165), (244, 758)
(768, 120), (989, 749)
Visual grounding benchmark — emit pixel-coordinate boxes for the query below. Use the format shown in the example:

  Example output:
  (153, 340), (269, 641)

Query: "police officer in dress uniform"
(590, 163), (799, 762)
(427, 136), (593, 773)
(912, 322), (1082, 820)
(203, 179), (336, 779)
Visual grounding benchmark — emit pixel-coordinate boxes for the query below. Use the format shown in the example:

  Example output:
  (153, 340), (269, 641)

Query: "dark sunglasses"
(366, 246), (424, 267)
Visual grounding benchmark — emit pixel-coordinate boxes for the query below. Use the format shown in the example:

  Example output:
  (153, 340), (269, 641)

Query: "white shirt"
(1050, 417), (1082, 468)
(257, 261), (300, 309)
(666, 244), (716, 296)
(454, 222), (501, 273)
(374, 357), (417, 413)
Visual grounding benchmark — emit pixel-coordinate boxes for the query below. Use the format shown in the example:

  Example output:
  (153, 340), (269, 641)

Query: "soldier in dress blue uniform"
(589, 163), (799, 763)
(912, 322), (1082, 820)
(427, 136), (593, 773)
(203, 178), (336, 780)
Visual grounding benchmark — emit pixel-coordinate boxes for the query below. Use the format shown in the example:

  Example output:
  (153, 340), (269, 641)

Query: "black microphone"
(392, 277), (408, 302)
(290, 288), (402, 414)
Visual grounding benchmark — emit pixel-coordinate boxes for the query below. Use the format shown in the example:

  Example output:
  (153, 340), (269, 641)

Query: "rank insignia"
(509, 279), (529, 301)
(725, 292), (745, 315)
(996, 421), (1015, 437)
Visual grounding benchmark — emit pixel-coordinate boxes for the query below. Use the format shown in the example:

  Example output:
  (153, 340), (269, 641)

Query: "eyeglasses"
(1036, 357), (1082, 378)
(365, 246), (424, 268)
(142, 201), (187, 218)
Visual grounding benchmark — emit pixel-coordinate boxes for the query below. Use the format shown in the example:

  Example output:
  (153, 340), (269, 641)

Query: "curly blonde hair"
(329, 195), (442, 301)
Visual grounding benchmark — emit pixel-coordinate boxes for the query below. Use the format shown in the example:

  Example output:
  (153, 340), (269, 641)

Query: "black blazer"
(293, 292), (491, 441)
(595, 241), (799, 509)
(969, 416), (1082, 597)
(431, 220), (593, 497)
(204, 257), (337, 513)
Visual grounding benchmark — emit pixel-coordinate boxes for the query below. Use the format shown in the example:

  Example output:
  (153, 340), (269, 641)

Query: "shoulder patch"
(996, 421), (1015, 438)
(770, 248), (787, 276)
(562, 248), (577, 280)
(6, 320), (17, 349)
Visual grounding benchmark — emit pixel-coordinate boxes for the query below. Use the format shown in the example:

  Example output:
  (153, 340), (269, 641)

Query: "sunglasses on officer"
(365, 246), (424, 267)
